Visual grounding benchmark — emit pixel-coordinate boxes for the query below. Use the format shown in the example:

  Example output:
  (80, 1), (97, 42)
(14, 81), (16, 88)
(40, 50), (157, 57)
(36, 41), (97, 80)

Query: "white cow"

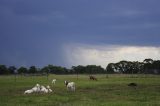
(24, 89), (33, 94)
(46, 85), (53, 93)
(64, 81), (76, 91)
(40, 86), (49, 93)
(24, 84), (40, 94)
(31, 84), (41, 93)
(24, 84), (53, 94)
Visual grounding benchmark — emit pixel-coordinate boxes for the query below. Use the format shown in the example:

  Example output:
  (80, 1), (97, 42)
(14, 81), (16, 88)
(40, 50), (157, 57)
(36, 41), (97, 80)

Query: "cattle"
(24, 89), (34, 94)
(64, 80), (76, 91)
(128, 83), (137, 87)
(89, 75), (97, 81)
(52, 79), (57, 84)
(24, 84), (53, 94)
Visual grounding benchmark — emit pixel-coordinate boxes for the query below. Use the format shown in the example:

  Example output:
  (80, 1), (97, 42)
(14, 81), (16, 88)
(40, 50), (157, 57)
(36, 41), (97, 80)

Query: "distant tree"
(107, 61), (145, 74)
(86, 65), (105, 74)
(0, 65), (8, 74)
(114, 63), (121, 73)
(152, 60), (160, 74)
(17, 67), (28, 74)
(139, 62), (144, 73)
(118, 61), (128, 73)
(152, 61), (159, 69)
(28, 66), (37, 74)
(106, 63), (115, 74)
(8, 66), (16, 74)
(41, 66), (50, 74)
(41, 65), (51, 80)
(46, 64), (68, 74)
(132, 61), (142, 74)
(143, 59), (153, 74)
(143, 58), (153, 64)
(46, 65), (53, 74)
(71, 65), (105, 74)
(72, 65), (85, 74)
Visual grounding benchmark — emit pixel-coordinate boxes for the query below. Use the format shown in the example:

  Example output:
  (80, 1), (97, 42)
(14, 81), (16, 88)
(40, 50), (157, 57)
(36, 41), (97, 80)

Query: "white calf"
(52, 79), (56, 84)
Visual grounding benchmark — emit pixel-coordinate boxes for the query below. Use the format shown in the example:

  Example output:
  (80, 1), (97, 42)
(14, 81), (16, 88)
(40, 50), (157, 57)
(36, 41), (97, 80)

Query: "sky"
(0, 0), (160, 68)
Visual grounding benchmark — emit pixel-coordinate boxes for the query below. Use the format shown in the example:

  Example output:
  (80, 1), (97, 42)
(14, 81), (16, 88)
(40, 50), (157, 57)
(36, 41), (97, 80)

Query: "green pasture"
(0, 74), (160, 106)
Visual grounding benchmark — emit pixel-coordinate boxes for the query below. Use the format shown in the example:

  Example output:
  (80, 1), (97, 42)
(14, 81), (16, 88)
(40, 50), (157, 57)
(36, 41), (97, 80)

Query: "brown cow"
(89, 75), (97, 81)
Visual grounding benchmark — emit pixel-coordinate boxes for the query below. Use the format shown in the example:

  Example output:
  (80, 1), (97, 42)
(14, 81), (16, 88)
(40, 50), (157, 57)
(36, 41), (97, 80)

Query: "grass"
(0, 74), (160, 106)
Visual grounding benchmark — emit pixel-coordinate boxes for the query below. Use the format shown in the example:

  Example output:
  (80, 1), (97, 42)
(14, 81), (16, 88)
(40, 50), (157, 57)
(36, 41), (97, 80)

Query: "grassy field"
(0, 74), (160, 106)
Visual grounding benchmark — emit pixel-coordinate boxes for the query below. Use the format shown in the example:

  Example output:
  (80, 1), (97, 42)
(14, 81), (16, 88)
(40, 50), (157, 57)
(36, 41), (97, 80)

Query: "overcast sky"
(1, 0), (160, 68)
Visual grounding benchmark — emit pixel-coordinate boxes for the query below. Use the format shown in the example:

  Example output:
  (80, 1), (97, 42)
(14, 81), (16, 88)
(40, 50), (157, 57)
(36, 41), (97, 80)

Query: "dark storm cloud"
(0, 0), (160, 67)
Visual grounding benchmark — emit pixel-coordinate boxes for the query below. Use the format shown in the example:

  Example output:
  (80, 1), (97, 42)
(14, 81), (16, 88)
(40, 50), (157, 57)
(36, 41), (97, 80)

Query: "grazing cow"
(64, 81), (76, 91)
(89, 75), (97, 81)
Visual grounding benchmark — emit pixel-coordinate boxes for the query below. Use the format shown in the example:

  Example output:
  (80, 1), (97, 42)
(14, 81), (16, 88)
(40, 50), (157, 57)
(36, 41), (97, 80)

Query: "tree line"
(107, 59), (160, 74)
(0, 64), (105, 75)
(0, 58), (160, 75)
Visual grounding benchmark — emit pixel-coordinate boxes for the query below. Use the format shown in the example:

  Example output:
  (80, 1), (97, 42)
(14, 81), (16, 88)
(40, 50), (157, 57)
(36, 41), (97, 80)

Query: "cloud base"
(63, 44), (160, 68)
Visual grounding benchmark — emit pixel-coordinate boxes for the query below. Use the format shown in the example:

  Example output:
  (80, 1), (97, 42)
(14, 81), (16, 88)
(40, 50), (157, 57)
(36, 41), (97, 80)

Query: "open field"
(0, 74), (160, 106)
